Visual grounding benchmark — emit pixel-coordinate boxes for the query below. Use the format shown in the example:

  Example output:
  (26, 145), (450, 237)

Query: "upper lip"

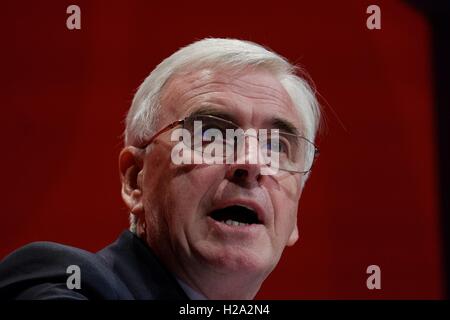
(208, 198), (266, 225)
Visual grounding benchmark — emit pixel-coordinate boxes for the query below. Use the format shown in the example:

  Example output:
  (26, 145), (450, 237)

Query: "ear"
(119, 146), (145, 221)
(287, 223), (299, 247)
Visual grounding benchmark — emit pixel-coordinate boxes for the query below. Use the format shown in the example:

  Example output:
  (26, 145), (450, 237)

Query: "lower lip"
(206, 216), (264, 238)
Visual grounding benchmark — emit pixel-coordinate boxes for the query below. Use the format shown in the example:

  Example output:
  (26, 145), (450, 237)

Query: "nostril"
(233, 168), (248, 179)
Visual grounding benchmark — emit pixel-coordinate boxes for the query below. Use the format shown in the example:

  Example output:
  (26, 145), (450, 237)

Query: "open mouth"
(209, 205), (262, 226)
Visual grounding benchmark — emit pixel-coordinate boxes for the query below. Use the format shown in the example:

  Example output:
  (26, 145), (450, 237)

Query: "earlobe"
(287, 224), (299, 247)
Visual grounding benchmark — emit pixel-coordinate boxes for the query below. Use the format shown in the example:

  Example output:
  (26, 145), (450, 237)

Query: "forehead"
(159, 67), (303, 131)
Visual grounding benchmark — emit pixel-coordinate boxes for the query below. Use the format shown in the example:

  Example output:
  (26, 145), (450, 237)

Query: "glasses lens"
(274, 133), (316, 173)
(184, 115), (237, 154)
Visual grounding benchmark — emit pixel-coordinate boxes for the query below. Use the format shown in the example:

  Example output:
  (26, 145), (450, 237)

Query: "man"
(0, 38), (321, 300)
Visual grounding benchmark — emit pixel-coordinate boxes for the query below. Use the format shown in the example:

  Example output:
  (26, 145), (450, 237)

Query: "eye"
(264, 138), (289, 154)
(202, 125), (226, 139)
(201, 129), (226, 148)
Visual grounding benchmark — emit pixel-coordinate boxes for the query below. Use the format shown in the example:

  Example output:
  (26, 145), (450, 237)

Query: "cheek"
(140, 147), (175, 238)
(160, 165), (226, 225)
(270, 177), (303, 240)
(273, 194), (298, 227)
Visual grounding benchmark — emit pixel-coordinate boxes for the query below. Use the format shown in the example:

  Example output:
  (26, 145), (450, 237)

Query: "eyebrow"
(188, 105), (301, 136)
(270, 117), (300, 136)
(188, 106), (236, 122)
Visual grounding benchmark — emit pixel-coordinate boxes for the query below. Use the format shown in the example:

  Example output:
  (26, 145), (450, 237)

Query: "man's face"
(139, 67), (305, 291)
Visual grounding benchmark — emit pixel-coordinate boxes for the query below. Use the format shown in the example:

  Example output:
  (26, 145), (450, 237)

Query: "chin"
(196, 242), (274, 275)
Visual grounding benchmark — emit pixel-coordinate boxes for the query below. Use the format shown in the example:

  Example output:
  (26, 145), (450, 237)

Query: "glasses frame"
(137, 114), (320, 175)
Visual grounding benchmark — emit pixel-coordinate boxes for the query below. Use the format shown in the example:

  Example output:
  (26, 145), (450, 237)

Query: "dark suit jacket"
(0, 230), (189, 300)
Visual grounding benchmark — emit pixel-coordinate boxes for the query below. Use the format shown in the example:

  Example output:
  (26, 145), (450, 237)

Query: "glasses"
(138, 114), (319, 175)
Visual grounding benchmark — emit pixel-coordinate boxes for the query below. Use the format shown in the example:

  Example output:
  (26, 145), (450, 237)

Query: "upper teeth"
(238, 204), (254, 211)
(224, 219), (249, 226)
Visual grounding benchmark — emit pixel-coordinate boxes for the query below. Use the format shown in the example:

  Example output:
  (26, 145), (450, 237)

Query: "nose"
(226, 163), (262, 186)
(225, 133), (265, 185)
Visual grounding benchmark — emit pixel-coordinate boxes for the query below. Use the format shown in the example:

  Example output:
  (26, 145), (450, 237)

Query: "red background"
(0, 1), (443, 299)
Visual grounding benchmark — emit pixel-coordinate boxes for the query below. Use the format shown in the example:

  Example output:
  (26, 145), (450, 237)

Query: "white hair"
(125, 38), (321, 233)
